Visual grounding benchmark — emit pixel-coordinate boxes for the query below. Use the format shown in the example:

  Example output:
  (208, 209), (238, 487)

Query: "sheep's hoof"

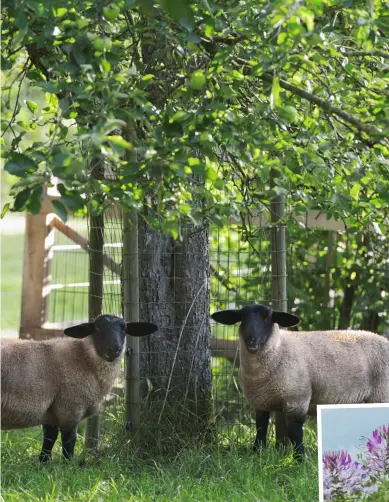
(39, 453), (52, 462)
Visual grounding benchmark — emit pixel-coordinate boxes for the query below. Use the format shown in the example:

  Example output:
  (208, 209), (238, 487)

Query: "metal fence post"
(270, 168), (289, 445)
(123, 210), (141, 443)
(85, 160), (105, 449)
(85, 208), (104, 448)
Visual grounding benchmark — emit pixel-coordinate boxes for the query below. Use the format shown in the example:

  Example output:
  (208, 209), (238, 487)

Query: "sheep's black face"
(211, 304), (300, 355)
(92, 315), (127, 362)
(239, 305), (273, 354)
(64, 316), (158, 362)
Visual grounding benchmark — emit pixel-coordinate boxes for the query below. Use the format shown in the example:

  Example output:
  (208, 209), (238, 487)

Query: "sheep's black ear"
(64, 323), (94, 338)
(211, 309), (242, 325)
(126, 322), (158, 337)
(272, 311), (300, 328)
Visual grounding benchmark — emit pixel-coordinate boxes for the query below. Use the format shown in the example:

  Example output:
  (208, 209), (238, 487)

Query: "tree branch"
(340, 50), (389, 59)
(25, 44), (52, 81)
(256, 72), (388, 145)
(210, 264), (237, 292)
(2, 60), (30, 138)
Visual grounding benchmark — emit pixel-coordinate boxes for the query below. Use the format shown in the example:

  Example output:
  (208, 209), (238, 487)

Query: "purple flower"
(322, 424), (389, 500)
(323, 450), (378, 500)
(363, 425), (389, 482)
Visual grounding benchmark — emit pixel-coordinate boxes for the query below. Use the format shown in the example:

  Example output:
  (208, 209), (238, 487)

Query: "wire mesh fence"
(288, 226), (389, 336)
(210, 224), (272, 444)
(40, 208), (389, 451)
(47, 217), (89, 326)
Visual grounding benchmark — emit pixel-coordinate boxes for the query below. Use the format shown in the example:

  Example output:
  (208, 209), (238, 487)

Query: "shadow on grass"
(1, 421), (318, 502)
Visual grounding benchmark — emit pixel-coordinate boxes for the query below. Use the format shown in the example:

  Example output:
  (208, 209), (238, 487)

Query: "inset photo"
(318, 404), (389, 501)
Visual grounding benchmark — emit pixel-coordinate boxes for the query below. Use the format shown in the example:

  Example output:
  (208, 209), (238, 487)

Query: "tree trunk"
(138, 220), (212, 448)
(362, 310), (381, 333)
(338, 279), (357, 329)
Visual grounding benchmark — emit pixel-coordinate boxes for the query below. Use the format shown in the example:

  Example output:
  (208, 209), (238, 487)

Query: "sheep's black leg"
(253, 410), (270, 451)
(286, 416), (306, 461)
(60, 425), (78, 460)
(39, 424), (59, 462)
(275, 412), (289, 449)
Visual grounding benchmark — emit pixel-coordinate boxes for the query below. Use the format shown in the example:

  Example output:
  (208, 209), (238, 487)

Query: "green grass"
(1, 220), (320, 501)
(1, 233), (25, 331)
(1, 426), (319, 502)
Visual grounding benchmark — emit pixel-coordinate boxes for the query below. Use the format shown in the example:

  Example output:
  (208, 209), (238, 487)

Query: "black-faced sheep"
(1, 315), (158, 461)
(211, 304), (389, 459)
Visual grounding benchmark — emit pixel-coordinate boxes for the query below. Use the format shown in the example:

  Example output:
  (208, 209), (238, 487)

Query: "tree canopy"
(2, 0), (389, 236)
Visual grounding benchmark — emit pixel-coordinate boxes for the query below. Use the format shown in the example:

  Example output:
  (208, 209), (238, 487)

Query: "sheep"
(1, 315), (158, 461)
(211, 304), (389, 460)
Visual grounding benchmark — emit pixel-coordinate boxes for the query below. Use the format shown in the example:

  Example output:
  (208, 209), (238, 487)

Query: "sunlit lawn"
(1, 232), (25, 332)
(1, 422), (320, 502)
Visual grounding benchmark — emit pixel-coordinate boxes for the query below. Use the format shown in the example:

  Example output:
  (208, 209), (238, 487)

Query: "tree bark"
(138, 220), (212, 447)
(362, 310), (381, 332)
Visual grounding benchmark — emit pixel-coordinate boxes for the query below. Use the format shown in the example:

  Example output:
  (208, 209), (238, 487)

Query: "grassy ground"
(0, 218), (318, 502)
(1, 232), (24, 332)
(1, 425), (319, 502)
(0, 217), (319, 501)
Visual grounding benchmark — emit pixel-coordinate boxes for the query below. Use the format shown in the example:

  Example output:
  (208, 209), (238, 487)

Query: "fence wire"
(43, 211), (389, 450)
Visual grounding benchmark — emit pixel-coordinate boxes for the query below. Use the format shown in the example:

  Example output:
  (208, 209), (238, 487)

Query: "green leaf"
(271, 76), (281, 109)
(206, 166), (218, 181)
(298, 8), (314, 32)
(57, 184), (85, 212)
(103, 5), (120, 21)
(4, 153), (38, 178)
(171, 111), (190, 122)
(27, 186), (43, 214)
(106, 135), (133, 150)
(214, 180), (225, 190)
(142, 74), (154, 82)
(1, 203), (10, 219)
(52, 200), (68, 223)
(205, 23), (214, 37)
(35, 81), (60, 94)
(350, 183), (360, 200)
(277, 105), (299, 123)
(179, 203), (191, 215)
(94, 38), (112, 52)
(25, 100), (38, 114)
(157, 0), (194, 30)
(190, 71), (206, 90)
(53, 7), (68, 17)
(12, 174), (45, 189)
(13, 189), (31, 211)
(101, 59), (111, 73)
(277, 32), (288, 45)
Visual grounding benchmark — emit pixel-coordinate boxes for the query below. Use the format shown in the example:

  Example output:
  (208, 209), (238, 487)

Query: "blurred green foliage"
(1, 0), (388, 333)
(1, 0), (389, 235)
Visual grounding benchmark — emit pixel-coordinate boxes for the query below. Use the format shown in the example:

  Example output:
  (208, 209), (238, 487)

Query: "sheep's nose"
(247, 337), (256, 346)
(109, 346), (122, 357)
